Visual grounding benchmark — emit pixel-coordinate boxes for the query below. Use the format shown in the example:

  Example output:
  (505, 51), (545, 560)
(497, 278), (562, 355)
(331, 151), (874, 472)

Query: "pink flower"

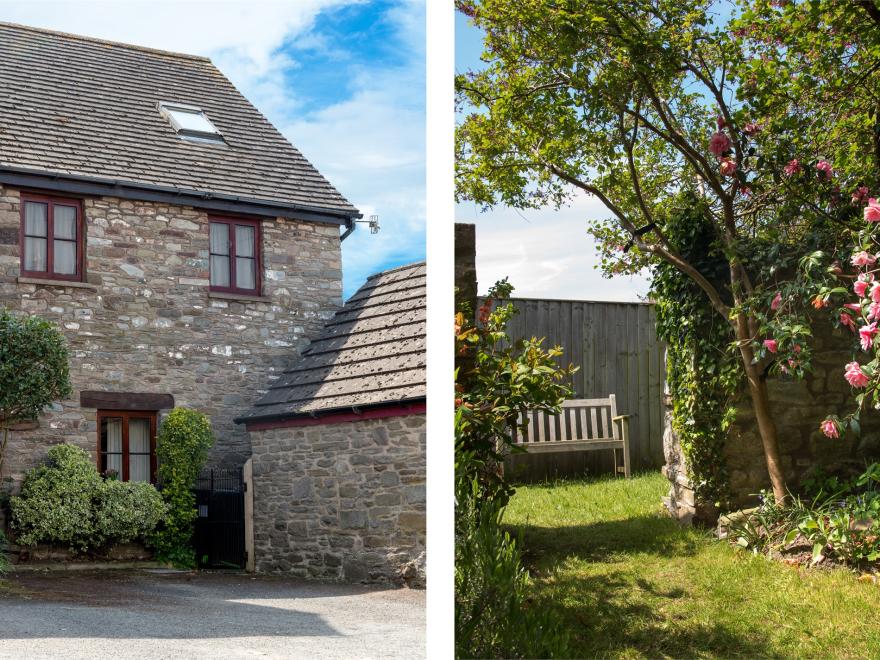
(771, 292), (782, 310)
(871, 281), (880, 304)
(793, 344), (802, 353)
(740, 186), (752, 197)
(763, 339), (778, 353)
(860, 321), (878, 351)
(855, 278), (871, 297)
(816, 160), (833, 180)
(845, 361), (870, 388)
(868, 301), (880, 321)
(841, 312), (857, 331)
(845, 303), (862, 311)
(783, 159), (802, 177)
(744, 121), (760, 135)
(866, 199), (880, 223)
(852, 187), (870, 204)
(720, 158), (737, 177)
(710, 132), (732, 157)
(851, 251), (877, 267)
(821, 418), (839, 439)
(717, 115), (727, 130)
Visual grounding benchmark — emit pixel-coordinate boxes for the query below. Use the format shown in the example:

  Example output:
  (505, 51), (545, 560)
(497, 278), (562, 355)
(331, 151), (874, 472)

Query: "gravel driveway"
(0, 570), (425, 659)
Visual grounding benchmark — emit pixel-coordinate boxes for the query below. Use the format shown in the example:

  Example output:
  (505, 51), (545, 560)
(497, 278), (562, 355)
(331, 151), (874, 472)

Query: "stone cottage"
(0, 22), (361, 499)
(236, 261), (426, 584)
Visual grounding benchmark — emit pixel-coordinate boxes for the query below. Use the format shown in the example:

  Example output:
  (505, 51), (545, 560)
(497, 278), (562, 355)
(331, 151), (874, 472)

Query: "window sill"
(208, 291), (272, 303)
(18, 276), (98, 291)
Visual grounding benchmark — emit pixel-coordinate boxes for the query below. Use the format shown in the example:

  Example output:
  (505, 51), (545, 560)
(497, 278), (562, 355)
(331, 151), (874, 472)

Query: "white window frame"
(158, 101), (225, 143)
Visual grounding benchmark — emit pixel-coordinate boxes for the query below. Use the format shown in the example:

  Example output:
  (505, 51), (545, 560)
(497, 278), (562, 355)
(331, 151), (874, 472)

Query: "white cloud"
(457, 192), (652, 302)
(1, 0), (425, 296)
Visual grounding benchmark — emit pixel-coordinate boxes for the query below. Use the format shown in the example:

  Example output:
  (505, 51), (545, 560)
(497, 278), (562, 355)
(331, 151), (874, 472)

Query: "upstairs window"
(158, 101), (225, 143)
(20, 194), (83, 281)
(209, 217), (261, 295)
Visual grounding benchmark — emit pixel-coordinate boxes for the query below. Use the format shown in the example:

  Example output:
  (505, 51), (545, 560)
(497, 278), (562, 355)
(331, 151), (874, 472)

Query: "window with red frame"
(97, 410), (157, 483)
(20, 194), (84, 281)
(208, 217), (261, 295)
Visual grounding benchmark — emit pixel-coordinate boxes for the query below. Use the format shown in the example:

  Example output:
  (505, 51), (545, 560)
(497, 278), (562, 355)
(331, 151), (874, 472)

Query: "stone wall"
(250, 414), (426, 585)
(664, 322), (880, 523)
(0, 184), (343, 492)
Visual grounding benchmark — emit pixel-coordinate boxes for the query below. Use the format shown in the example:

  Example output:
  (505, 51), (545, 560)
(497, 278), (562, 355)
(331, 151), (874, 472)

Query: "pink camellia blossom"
(841, 312), (857, 331)
(709, 132), (731, 157)
(720, 158), (737, 177)
(816, 160), (833, 180)
(820, 418), (839, 439)
(771, 292), (782, 310)
(855, 279), (870, 297)
(763, 339), (778, 353)
(783, 159), (802, 176)
(866, 199), (880, 223)
(844, 302), (862, 311)
(868, 301), (880, 321)
(845, 361), (871, 388)
(852, 186), (870, 205)
(871, 281), (880, 304)
(744, 121), (760, 135)
(860, 321), (878, 351)
(851, 251), (877, 267)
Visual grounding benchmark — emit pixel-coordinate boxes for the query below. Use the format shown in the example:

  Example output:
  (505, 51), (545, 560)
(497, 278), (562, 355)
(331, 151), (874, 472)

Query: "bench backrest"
(512, 395), (618, 446)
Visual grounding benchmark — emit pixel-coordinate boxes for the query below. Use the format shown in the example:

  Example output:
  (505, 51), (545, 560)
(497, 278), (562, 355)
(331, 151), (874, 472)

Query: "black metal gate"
(193, 468), (245, 569)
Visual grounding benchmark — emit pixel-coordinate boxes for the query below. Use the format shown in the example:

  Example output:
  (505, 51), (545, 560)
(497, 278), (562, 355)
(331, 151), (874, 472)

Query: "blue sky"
(0, 0), (425, 299)
(456, 12), (650, 301)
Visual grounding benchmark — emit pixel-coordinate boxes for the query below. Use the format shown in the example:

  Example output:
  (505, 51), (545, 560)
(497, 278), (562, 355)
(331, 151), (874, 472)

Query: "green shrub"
(150, 408), (214, 567)
(96, 480), (166, 546)
(0, 531), (8, 575)
(9, 444), (165, 554)
(455, 477), (569, 659)
(0, 309), (72, 478)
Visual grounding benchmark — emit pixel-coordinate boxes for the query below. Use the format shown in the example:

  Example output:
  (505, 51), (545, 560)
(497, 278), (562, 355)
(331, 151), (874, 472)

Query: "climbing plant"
(651, 196), (740, 506)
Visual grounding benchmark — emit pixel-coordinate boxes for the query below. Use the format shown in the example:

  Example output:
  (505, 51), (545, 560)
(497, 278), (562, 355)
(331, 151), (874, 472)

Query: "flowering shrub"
(10, 444), (165, 554)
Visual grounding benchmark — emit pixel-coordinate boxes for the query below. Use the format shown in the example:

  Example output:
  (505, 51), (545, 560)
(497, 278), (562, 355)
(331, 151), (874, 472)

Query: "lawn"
(504, 472), (880, 659)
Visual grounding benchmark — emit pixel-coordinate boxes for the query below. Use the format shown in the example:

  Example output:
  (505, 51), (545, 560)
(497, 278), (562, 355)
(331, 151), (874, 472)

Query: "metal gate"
(193, 468), (246, 569)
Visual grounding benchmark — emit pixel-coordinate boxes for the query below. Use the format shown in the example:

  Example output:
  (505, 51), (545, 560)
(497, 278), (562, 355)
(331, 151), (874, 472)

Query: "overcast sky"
(0, 0), (425, 298)
(455, 12), (651, 302)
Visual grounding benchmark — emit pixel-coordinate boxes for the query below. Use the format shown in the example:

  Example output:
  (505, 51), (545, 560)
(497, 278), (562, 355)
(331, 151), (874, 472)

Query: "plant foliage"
(150, 408), (214, 567)
(9, 444), (165, 554)
(0, 309), (72, 477)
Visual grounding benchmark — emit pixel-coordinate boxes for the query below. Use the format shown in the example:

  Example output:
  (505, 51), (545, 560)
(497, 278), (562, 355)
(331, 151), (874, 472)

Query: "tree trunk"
(734, 315), (787, 501)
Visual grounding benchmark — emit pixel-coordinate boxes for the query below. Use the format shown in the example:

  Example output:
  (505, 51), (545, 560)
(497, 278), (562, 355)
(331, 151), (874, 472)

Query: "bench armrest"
(612, 415), (630, 422)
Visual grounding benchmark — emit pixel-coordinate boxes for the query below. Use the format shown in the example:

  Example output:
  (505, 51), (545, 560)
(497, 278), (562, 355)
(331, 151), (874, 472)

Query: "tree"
(0, 309), (72, 479)
(455, 0), (851, 500)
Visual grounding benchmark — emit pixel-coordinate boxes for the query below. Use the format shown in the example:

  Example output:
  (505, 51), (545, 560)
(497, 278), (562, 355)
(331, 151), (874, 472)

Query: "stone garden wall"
(664, 321), (880, 523)
(0, 184), (343, 494)
(249, 414), (427, 585)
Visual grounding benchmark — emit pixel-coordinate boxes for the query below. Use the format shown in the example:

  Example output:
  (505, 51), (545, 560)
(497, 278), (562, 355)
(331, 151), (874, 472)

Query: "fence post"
(243, 458), (255, 573)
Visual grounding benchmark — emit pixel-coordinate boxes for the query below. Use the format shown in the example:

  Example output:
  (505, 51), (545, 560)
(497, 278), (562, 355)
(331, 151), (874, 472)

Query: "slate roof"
(0, 22), (358, 218)
(236, 261), (426, 425)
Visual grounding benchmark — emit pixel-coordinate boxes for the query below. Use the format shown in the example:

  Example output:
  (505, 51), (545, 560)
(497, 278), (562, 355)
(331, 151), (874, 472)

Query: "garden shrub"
(455, 476), (569, 659)
(0, 531), (8, 575)
(150, 408), (214, 567)
(9, 444), (165, 554)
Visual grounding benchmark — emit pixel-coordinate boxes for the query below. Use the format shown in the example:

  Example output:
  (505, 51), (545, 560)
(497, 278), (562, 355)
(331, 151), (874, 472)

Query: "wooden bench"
(511, 395), (631, 478)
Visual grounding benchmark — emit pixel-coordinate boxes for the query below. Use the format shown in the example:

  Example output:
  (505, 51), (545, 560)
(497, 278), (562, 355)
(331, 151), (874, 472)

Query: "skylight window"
(158, 102), (224, 143)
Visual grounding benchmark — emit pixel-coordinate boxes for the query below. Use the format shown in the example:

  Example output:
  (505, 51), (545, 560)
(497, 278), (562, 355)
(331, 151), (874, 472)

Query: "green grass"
(504, 472), (880, 659)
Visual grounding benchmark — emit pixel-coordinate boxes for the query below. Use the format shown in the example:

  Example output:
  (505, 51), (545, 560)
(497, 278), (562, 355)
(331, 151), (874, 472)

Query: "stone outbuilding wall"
(0, 184), (343, 491)
(664, 321), (880, 523)
(249, 414), (426, 585)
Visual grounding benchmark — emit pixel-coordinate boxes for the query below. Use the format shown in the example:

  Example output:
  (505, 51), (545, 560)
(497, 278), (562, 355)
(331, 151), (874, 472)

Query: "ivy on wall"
(651, 196), (741, 506)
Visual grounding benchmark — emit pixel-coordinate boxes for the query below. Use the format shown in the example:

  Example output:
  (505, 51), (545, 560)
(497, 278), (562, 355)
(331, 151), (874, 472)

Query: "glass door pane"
(100, 417), (124, 478)
(128, 418), (152, 483)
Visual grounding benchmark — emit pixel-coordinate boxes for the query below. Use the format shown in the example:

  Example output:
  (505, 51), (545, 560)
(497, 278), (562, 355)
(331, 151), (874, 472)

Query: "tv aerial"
(354, 214), (380, 234)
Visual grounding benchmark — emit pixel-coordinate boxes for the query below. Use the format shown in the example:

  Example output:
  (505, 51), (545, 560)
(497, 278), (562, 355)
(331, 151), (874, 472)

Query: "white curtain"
(128, 418), (151, 483)
(23, 202), (47, 271)
(210, 222), (230, 286)
(235, 225), (255, 289)
(235, 225), (254, 257)
(105, 418), (123, 477)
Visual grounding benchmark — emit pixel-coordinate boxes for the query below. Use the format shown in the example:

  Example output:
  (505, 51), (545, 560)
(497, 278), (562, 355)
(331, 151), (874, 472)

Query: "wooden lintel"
(79, 391), (174, 411)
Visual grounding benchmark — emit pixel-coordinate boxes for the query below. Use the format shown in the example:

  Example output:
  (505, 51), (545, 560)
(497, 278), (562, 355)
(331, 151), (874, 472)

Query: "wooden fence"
(489, 297), (666, 481)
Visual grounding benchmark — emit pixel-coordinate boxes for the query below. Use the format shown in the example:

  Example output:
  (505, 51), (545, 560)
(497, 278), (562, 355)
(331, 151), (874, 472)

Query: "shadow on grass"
(506, 515), (782, 658)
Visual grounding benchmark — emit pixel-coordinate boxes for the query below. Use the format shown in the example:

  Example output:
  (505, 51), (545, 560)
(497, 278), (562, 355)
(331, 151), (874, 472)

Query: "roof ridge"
(365, 260), (425, 282)
(0, 21), (211, 63)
